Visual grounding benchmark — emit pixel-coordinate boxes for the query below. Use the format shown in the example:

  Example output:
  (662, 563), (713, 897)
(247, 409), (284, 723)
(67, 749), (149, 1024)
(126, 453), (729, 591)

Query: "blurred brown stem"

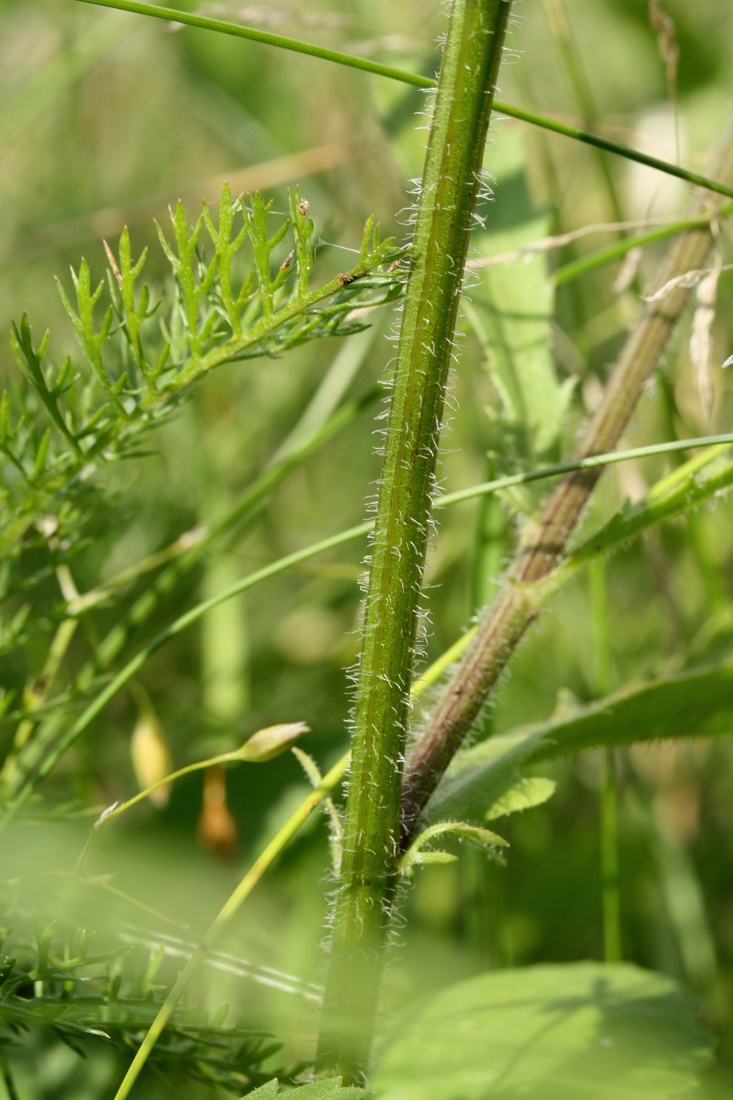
(401, 107), (733, 845)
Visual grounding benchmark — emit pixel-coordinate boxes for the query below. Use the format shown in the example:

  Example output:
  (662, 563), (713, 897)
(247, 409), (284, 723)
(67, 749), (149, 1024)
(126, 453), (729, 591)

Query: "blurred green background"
(2, 0), (733, 1095)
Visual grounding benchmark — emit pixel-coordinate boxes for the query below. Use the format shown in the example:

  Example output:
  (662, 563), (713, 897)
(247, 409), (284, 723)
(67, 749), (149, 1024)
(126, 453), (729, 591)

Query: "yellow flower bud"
(239, 721), (309, 762)
(130, 705), (172, 807)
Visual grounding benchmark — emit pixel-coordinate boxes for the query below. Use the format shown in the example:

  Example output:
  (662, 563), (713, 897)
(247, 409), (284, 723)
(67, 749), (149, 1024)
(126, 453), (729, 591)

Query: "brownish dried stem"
(401, 107), (733, 846)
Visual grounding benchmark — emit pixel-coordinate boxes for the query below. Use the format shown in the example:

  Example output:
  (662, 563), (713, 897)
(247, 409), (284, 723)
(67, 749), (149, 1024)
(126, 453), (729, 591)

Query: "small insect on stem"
(337, 271), (362, 286)
(103, 239), (123, 286)
(279, 249), (295, 272)
(299, 198), (310, 216)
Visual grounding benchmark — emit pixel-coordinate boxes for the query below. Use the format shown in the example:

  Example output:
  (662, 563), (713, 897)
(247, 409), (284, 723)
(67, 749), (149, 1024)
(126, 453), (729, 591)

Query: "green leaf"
(245, 1085), (279, 1100)
(401, 820), (507, 880)
(425, 727), (542, 828)
(427, 659), (733, 828)
(484, 774), (556, 820)
(2, 185), (402, 579)
(244, 1078), (369, 1099)
(31, 426), (51, 481)
(10, 314), (82, 454)
(408, 851), (458, 866)
(529, 658), (733, 762)
(372, 964), (713, 1099)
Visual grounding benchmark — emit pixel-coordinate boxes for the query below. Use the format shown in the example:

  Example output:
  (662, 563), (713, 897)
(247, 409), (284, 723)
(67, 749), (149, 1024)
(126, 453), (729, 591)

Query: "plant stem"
(601, 748), (622, 962)
(553, 207), (733, 286)
(316, 0), (512, 1081)
(589, 557), (622, 963)
(74, 0), (431, 87)
(401, 107), (733, 845)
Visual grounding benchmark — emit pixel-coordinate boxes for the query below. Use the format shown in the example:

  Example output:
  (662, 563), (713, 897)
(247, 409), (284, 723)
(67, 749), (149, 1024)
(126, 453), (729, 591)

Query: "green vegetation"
(2, 0), (733, 1097)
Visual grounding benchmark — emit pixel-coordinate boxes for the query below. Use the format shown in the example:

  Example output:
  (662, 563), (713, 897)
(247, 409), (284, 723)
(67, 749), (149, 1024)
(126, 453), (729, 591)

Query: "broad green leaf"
(425, 727), (544, 828)
(484, 774), (557, 820)
(244, 1079), (369, 1099)
(372, 964), (713, 1099)
(427, 659), (733, 827)
(529, 658), (733, 762)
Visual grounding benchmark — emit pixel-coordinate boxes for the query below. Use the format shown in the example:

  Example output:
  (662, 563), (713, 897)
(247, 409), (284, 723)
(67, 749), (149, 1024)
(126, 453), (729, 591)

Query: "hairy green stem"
(401, 107), (733, 844)
(105, 433), (733, 1089)
(316, 0), (512, 1081)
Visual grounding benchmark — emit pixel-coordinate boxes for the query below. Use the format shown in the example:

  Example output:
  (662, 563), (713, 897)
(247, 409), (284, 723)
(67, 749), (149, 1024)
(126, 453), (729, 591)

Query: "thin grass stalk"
(316, 0), (513, 1081)
(542, 0), (624, 225)
(74, 2), (733, 202)
(589, 557), (622, 962)
(401, 107), (733, 843)
(106, 611), (472, 1099)
(601, 746), (622, 962)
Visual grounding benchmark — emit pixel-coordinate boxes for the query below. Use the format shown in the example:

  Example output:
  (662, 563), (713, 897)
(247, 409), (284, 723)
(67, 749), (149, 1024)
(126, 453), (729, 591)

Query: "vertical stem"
(589, 558), (622, 963)
(542, 0), (624, 224)
(601, 750), (622, 962)
(317, 0), (512, 1081)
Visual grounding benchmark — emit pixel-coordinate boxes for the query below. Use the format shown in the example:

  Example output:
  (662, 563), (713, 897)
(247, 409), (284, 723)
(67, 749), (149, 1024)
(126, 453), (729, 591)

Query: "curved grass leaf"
(426, 659), (733, 827)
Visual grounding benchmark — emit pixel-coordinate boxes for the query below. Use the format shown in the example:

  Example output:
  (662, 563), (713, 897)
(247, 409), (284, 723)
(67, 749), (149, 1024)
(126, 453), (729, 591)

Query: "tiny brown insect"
(103, 239), (123, 286)
(299, 198), (310, 216)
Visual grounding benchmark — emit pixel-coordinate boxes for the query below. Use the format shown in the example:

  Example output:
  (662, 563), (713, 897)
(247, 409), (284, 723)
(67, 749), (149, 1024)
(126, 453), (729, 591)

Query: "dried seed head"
(197, 766), (238, 857)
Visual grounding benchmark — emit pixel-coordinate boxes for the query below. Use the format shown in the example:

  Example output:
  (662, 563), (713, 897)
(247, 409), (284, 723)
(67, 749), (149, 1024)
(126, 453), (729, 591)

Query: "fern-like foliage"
(0, 904), (301, 1093)
(0, 184), (404, 587)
